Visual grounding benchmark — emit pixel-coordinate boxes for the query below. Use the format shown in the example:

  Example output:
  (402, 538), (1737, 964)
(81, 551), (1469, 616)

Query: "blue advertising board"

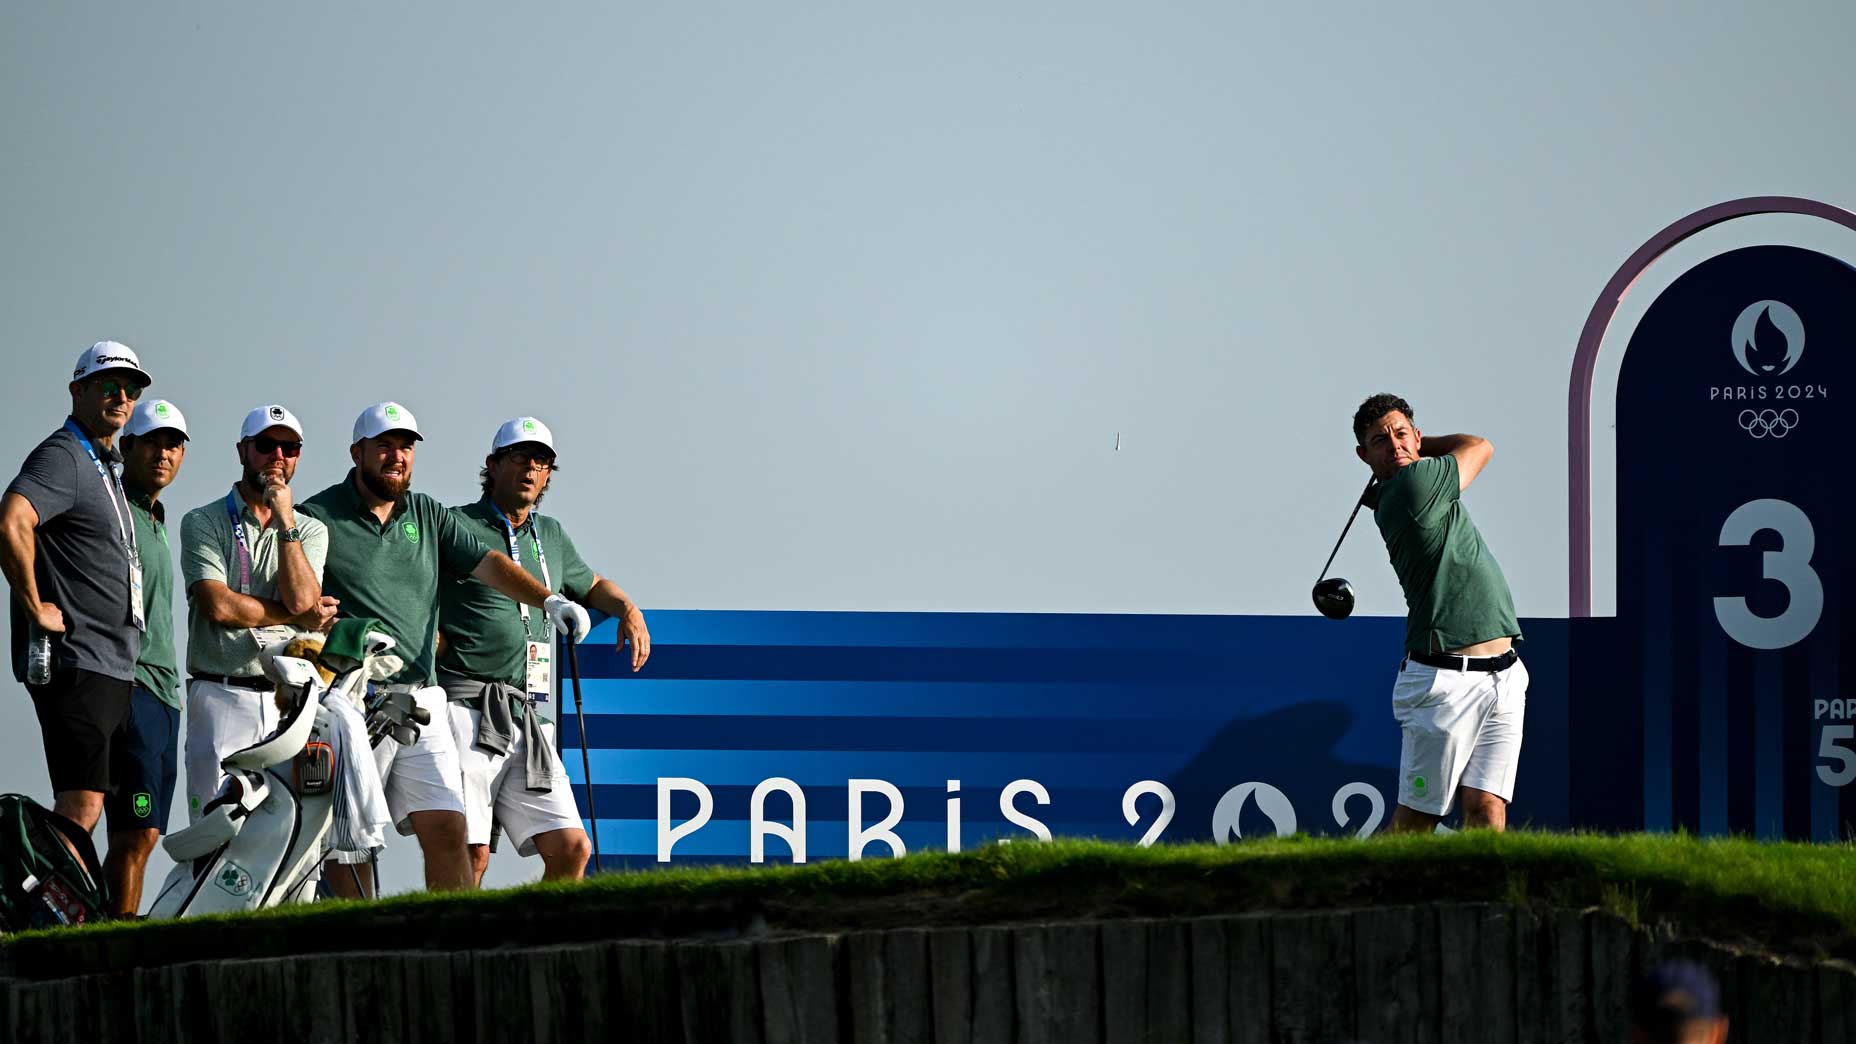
(1587, 244), (1856, 839)
(558, 612), (1573, 868)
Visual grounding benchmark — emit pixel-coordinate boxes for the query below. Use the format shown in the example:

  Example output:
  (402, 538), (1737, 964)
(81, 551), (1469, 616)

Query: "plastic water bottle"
(26, 626), (52, 686)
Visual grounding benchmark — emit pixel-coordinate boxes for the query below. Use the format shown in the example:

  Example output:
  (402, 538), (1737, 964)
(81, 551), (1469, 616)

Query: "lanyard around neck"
(491, 504), (551, 637)
(63, 419), (136, 556)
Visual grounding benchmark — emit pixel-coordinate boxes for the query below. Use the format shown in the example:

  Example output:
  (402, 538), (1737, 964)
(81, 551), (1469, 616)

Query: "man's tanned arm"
(1419, 433), (1492, 491)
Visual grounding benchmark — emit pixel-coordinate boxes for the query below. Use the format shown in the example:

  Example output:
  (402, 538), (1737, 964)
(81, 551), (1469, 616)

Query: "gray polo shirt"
(179, 487), (328, 678)
(6, 422), (141, 682)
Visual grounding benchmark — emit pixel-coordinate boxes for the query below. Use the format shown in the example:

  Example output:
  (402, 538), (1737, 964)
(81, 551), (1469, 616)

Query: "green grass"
(7, 831), (1856, 980)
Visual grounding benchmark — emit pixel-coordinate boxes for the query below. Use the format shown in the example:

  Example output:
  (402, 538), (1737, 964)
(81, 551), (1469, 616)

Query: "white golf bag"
(147, 631), (425, 917)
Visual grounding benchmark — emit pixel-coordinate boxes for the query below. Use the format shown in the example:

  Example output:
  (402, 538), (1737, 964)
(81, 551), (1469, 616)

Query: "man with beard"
(179, 405), (335, 824)
(103, 399), (189, 915)
(300, 402), (590, 893)
(437, 417), (650, 883)
(2, 342), (153, 838)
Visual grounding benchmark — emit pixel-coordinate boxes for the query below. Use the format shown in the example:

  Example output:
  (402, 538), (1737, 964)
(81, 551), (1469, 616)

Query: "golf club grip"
(565, 637), (601, 872)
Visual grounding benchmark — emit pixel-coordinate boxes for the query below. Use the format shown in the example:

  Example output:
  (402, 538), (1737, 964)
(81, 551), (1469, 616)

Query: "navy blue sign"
(560, 612), (1573, 867)
(1588, 245), (1856, 839)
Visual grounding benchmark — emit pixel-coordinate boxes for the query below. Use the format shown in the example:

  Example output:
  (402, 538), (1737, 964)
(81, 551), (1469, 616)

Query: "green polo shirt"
(127, 491), (181, 708)
(298, 471), (491, 687)
(1364, 454), (1521, 655)
(437, 497), (597, 686)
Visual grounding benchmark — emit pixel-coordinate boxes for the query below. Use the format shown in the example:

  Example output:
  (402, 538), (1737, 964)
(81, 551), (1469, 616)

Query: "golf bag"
(0, 793), (110, 932)
(146, 630), (425, 918)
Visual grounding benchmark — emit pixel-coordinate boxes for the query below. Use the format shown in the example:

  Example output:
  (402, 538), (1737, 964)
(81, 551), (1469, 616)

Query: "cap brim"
(493, 439), (555, 454)
(358, 427), (423, 442)
(87, 363), (152, 386)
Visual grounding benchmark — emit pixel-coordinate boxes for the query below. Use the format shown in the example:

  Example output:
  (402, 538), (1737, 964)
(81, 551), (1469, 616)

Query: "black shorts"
(103, 685), (180, 834)
(26, 666), (135, 794)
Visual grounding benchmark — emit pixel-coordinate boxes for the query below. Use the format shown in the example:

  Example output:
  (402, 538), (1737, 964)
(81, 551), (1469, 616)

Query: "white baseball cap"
(124, 399), (189, 440)
(239, 404), (305, 441)
(72, 341), (151, 386)
(491, 416), (556, 453)
(352, 401), (423, 443)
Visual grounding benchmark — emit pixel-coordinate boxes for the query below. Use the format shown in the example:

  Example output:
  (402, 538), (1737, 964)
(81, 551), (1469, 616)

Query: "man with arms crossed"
(1, 342), (153, 840)
(437, 417), (650, 883)
(179, 405), (334, 823)
(300, 403), (590, 893)
(103, 399), (189, 915)
(1353, 393), (1526, 833)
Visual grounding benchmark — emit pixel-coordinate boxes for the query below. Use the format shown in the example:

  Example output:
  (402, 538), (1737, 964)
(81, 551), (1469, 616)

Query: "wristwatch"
(279, 525), (303, 543)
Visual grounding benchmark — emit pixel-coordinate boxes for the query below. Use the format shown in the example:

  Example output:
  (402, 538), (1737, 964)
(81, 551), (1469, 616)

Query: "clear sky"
(5, 3), (1853, 894)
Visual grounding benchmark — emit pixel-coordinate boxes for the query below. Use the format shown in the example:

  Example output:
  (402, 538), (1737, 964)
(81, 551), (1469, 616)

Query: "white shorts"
(447, 702), (581, 856)
(183, 678), (282, 824)
(370, 685), (467, 832)
(1391, 655), (1528, 816)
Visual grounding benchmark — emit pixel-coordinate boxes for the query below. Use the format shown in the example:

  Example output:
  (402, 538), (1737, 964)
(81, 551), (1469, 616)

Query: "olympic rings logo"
(1738, 408), (1799, 438)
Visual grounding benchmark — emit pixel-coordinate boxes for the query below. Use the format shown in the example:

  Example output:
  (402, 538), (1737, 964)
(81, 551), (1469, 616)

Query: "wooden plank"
(1353, 905), (1438, 1044)
(1737, 954), (1815, 1044)
(1226, 915), (1274, 1044)
(616, 940), (682, 1044)
(1100, 920), (1150, 1044)
(925, 928), (974, 1044)
(845, 932), (886, 1044)
(1818, 960), (1856, 1044)
(970, 927), (1016, 1044)
(1583, 912), (1636, 1041)
(676, 941), (762, 1044)
(1146, 919), (1192, 1044)
(883, 929), (932, 1044)
(1271, 911), (1356, 1044)
(760, 935), (841, 1044)
(1188, 917), (1231, 1044)
(1015, 923), (1102, 1044)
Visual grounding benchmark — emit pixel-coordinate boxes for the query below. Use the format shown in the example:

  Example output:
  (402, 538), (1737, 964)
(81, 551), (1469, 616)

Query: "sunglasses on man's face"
(503, 450), (556, 471)
(92, 378), (144, 401)
(249, 436), (303, 458)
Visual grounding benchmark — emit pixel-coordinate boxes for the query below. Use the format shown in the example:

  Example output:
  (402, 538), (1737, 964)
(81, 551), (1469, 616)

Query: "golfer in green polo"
(298, 402), (591, 892)
(1353, 393), (1526, 833)
(436, 416), (650, 883)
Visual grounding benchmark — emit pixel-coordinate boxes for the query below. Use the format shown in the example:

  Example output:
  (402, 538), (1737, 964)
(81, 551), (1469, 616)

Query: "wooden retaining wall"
(3, 903), (1851, 1043)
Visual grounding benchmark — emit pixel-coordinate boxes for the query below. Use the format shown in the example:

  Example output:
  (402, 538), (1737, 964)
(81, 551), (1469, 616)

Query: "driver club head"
(1312, 577), (1356, 620)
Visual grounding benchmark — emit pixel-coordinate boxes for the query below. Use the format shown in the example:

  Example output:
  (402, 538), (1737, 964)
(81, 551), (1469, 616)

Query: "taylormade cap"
(240, 404), (305, 441)
(491, 416), (556, 454)
(124, 399), (189, 440)
(352, 401), (423, 444)
(72, 341), (151, 386)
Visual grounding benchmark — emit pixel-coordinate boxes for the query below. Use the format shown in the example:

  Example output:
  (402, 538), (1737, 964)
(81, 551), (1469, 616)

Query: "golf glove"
(544, 594), (592, 642)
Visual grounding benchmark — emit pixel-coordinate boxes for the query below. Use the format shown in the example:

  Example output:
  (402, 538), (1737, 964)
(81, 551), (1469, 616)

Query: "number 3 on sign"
(1713, 499), (1823, 650)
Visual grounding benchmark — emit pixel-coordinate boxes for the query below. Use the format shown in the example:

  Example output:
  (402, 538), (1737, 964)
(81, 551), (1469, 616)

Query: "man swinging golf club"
(1352, 393), (1525, 833)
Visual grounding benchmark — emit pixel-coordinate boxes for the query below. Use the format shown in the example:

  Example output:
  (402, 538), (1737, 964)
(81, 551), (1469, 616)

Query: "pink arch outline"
(1568, 195), (1856, 617)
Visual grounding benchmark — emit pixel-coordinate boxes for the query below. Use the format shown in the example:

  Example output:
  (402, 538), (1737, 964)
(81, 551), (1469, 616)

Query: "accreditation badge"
(525, 640), (552, 703)
(127, 552), (146, 631)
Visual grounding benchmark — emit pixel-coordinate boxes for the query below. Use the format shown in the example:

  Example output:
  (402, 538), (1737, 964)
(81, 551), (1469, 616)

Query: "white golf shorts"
(370, 685), (467, 831)
(184, 678), (282, 823)
(1390, 654), (1528, 816)
(447, 703), (580, 856)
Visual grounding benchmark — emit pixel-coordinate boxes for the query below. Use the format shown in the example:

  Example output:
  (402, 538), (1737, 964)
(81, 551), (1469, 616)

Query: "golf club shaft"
(1316, 476), (1378, 582)
(565, 636), (601, 872)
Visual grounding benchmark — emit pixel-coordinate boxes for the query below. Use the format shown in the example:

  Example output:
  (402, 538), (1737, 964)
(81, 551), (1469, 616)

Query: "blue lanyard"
(62, 419), (136, 557)
(224, 489), (254, 593)
(491, 505), (551, 638)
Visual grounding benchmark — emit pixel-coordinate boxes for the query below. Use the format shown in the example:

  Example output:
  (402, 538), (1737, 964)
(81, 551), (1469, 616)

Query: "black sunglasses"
(92, 377), (144, 401)
(249, 436), (303, 458)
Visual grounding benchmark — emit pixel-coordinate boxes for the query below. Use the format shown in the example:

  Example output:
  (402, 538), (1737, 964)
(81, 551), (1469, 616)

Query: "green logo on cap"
(154, 403), (170, 419)
(133, 792), (152, 818)
(521, 419), (536, 433)
(384, 404), (402, 421)
(402, 521), (420, 543)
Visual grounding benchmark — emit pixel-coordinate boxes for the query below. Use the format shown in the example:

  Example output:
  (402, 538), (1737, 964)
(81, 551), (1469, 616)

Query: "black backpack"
(0, 793), (110, 933)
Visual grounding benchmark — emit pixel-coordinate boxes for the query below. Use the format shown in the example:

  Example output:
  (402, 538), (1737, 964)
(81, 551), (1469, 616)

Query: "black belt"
(190, 673), (271, 690)
(1406, 649), (1519, 673)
